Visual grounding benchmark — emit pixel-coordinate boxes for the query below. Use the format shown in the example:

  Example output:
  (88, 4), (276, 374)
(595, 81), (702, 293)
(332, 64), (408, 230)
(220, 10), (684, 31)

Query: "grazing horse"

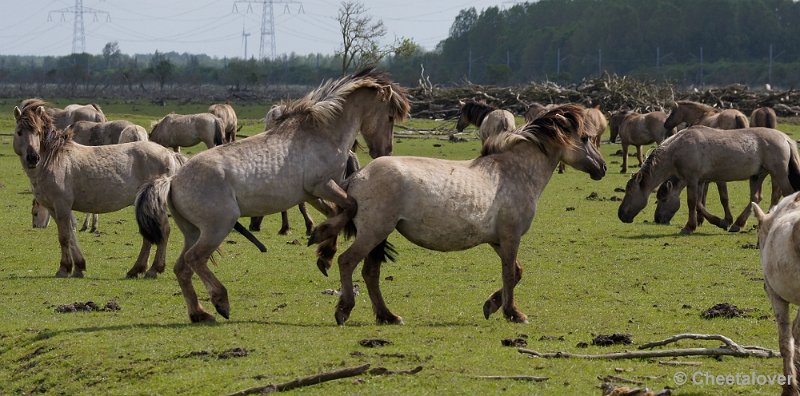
(20, 99), (107, 130)
(309, 104), (607, 325)
(523, 102), (548, 122)
(663, 100), (749, 130)
(752, 192), (800, 396)
(609, 110), (675, 173)
(149, 113), (224, 152)
(119, 124), (149, 143)
(208, 103), (238, 143)
(135, 68), (410, 323)
(751, 106), (778, 128)
(13, 99), (186, 278)
(618, 126), (800, 234)
(456, 100), (516, 142)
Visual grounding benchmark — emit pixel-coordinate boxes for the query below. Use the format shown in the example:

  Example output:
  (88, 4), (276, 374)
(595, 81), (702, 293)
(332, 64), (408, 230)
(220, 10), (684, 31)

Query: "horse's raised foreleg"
(482, 254), (523, 320)
(488, 239), (527, 323)
(361, 242), (403, 325)
(680, 180), (700, 235)
(766, 282), (800, 395)
(299, 203), (315, 236)
(53, 208), (86, 278)
(729, 175), (767, 233)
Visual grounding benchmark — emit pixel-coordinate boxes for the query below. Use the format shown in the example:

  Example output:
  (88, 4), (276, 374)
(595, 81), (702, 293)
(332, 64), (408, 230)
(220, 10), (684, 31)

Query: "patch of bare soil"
(54, 300), (120, 313)
(501, 337), (528, 347)
(592, 333), (633, 346)
(359, 338), (392, 348)
(180, 347), (249, 359)
(701, 303), (747, 319)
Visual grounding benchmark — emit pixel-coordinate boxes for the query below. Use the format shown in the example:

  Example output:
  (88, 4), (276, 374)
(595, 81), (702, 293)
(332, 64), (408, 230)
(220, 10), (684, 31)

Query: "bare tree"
(336, 1), (389, 75)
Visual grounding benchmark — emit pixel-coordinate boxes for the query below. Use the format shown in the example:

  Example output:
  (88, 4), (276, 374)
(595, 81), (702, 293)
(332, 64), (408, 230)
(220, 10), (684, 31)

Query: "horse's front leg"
(308, 180), (357, 275)
(53, 208), (86, 278)
(729, 175), (766, 232)
(485, 240), (527, 323)
(298, 203), (315, 236)
(680, 180), (700, 235)
(620, 143), (629, 173)
(278, 211), (291, 235)
(766, 282), (800, 395)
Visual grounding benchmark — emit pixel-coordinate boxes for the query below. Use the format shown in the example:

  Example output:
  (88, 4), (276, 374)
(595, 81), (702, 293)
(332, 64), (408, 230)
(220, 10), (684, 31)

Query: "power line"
(48, 0), (110, 54)
(233, 0), (304, 60)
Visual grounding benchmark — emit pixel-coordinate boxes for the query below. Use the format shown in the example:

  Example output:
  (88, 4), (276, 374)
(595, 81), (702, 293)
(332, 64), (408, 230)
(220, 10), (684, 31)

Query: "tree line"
(2, 0), (799, 99)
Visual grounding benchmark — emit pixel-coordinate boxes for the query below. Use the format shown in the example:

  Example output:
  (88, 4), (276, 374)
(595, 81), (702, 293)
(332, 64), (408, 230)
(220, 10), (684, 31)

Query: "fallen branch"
(475, 375), (549, 382)
(657, 361), (702, 367)
(517, 333), (779, 360)
(227, 364), (370, 395)
(369, 366), (423, 376)
(599, 375), (643, 386)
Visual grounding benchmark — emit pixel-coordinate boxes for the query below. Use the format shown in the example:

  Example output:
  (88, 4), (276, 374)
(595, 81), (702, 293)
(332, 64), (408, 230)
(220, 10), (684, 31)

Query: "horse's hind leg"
(361, 243), (403, 325)
(730, 175), (767, 232)
(248, 216), (263, 232)
(184, 228), (232, 320)
(127, 239), (151, 279)
(278, 211), (291, 235)
(695, 183), (729, 230)
(483, 243), (524, 321)
(145, 219), (170, 279)
(89, 213), (98, 233)
(716, 182), (733, 228)
(79, 212), (89, 232)
(334, 227), (394, 325)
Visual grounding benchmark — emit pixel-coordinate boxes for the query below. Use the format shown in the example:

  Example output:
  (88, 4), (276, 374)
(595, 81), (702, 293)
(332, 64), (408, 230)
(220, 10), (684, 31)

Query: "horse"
(135, 68), (410, 323)
(456, 100), (516, 142)
(752, 192), (800, 396)
(208, 103), (238, 143)
(13, 99), (187, 278)
(618, 125), (800, 234)
(582, 105), (607, 147)
(20, 99), (107, 130)
(523, 102), (548, 122)
(751, 106), (777, 128)
(119, 124), (149, 143)
(653, 176), (731, 230)
(663, 100), (749, 130)
(608, 110), (675, 173)
(308, 104), (607, 325)
(149, 113), (224, 152)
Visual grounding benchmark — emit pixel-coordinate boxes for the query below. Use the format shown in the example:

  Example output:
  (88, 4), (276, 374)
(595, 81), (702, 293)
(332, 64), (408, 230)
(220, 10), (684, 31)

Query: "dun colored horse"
(663, 100), (748, 130)
(14, 99), (186, 278)
(149, 113), (224, 152)
(751, 107), (777, 128)
(20, 99), (107, 130)
(456, 100), (516, 142)
(309, 104), (606, 325)
(119, 124), (149, 143)
(609, 110), (675, 173)
(752, 192), (800, 396)
(208, 103), (238, 143)
(135, 68), (410, 323)
(618, 126), (800, 234)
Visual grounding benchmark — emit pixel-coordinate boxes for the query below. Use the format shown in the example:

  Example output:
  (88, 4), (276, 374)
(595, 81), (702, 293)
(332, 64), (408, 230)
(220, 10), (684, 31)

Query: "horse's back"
(751, 107), (778, 128)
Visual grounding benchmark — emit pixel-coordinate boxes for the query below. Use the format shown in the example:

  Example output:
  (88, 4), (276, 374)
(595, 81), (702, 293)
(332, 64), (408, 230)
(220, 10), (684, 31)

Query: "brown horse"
(751, 106), (777, 128)
(618, 126), (800, 234)
(208, 103), (238, 143)
(135, 68), (410, 323)
(609, 110), (675, 173)
(309, 104), (606, 325)
(663, 100), (749, 130)
(13, 99), (187, 278)
(456, 100), (516, 142)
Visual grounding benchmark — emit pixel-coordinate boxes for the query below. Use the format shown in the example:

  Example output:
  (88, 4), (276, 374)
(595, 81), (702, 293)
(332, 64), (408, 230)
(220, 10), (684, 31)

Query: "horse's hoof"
(679, 227), (694, 235)
(143, 271), (158, 279)
(504, 311), (528, 324)
(248, 226), (260, 232)
(376, 315), (404, 325)
(728, 225), (742, 233)
(483, 300), (494, 319)
(125, 272), (139, 279)
(277, 228), (290, 236)
(619, 168), (626, 174)
(316, 258), (330, 277)
(214, 303), (230, 319)
(70, 271), (84, 278)
(335, 310), (349, 326)
(55, 270), (70, 278)
(189, 312), (216, 323)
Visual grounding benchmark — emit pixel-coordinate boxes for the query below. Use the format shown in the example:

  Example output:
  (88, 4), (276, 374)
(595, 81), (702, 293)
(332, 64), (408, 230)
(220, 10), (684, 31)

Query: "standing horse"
(609, 110), (675, 173)
(13, 99), (186, 278)
(119, 124), (149, 143)
(456, 100), (516, 142)
(149, 113), (224, 152)
(752, 192), (800, 396)
(663, 100), (749, 130)
(20, 99), (107, 130)
(582, 105), (607, 147)
(309, 104), (606, 325)
(618, 126), (800, 234)
(751, 106), (778, 128)
(208, 103), (238, 143)
(135, 68), (410, 323)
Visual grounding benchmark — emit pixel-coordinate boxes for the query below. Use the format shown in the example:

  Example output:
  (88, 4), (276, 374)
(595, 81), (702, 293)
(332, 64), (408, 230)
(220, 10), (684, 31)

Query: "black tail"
(233, 222), (267, 252)
(135, 180), (170, 244)
(368, 239), (397, 264)
(735, 113), (748, 129)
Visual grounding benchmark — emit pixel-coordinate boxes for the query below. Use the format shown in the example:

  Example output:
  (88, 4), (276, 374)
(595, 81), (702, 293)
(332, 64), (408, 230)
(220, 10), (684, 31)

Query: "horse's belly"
(396, 220), (490, 251)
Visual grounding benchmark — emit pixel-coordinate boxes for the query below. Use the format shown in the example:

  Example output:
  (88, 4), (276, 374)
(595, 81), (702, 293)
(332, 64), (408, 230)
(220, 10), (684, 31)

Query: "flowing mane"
(275, 68), (410, 128)
(16, 99), (74, 166)
(677, 100), (720, 115)
(634, 131), (680, 182)
(460, 101), (497, 127)
(480, 104), (585, 156)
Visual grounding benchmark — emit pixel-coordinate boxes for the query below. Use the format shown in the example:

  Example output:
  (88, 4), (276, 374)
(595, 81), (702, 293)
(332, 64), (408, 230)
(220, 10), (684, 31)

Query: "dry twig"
(227, 364), (371, 395)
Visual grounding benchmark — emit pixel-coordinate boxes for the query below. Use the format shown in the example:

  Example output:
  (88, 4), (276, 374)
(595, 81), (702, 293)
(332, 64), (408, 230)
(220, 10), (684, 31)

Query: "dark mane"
(677, 100), (720, 114)
(461, 101), (498, 127)
(480, 104), (585, 156)
(17, 99), (74, 166)
(275, 67), (410, 128)
(634, 134), (676, 183)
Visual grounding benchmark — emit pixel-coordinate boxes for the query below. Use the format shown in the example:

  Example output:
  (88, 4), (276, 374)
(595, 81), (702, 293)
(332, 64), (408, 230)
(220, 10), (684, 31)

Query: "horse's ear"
(664, 179), (673, 192)
(458, 100), (465, 107)
(672, 101), (678, 109)
(752, 202), (766, 224)
(36, 106), (46, 117)
(13, 106), (21, 120)
(633, 172), (643, 184)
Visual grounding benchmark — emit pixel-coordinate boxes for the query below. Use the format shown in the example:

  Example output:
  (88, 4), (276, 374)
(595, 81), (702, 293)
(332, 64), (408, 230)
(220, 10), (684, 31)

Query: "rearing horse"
(135, 68), (410, 323)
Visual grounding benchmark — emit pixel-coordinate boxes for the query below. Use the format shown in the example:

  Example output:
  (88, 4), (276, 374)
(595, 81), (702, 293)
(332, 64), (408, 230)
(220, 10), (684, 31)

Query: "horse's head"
(455, 100), (469, 132)
(265, 104), (285, 130)
(618, 172), (649, 223)
(13, 100), (51, 169)
(753, 192), (800, 248)
(653, 177), (681, 224)
(359, 82), (409, 158)
(663, 102), (682, 131)
(31, 199), (50, 228)
(608, 110), (631, 143)
(554, 105), (606, 181)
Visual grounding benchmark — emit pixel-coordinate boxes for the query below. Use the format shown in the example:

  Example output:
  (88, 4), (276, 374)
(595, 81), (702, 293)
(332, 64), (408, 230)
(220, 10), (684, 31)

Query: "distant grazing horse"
(135, 68), (410, 323)
(456, 100), (516, 142)
(20, 99), (107, 130)
(13, 99), (187, 278)
(119, 124), (149, 143)
(618, 126), (800, 234)
(609, 109), (675, 173)
(751, 107), (777, 128)
(523, 102), (548, 122)
(149, 113), (224, 152)
(309, 104), (606, 325)
(752, 192), (800, 396)
(208, 103), (238, 143)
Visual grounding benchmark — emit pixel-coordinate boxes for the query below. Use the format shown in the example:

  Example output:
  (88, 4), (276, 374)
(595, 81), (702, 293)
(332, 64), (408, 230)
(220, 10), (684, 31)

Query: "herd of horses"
(11, 68), (800, 393)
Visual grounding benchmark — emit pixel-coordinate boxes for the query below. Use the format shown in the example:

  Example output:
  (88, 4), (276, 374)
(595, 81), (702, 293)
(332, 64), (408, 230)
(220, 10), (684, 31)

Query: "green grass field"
(0, 100), (797, 395)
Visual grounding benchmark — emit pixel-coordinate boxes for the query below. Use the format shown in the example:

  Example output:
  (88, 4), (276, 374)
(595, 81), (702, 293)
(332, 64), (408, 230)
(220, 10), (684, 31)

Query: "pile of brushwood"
(408, 72), (800, 120)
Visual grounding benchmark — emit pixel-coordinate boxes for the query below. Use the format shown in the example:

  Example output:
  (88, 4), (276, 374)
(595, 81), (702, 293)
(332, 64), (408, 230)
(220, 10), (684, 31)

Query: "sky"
(0, 0), (513, 59)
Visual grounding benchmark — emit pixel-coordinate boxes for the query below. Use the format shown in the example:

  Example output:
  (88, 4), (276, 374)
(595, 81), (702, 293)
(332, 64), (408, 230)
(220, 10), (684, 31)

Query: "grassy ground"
(0, 100), (797, 395)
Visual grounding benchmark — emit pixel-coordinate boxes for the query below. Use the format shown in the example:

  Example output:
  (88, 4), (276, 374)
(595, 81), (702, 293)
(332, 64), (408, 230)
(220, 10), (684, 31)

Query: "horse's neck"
(486, 143), (559, 198)
(640, 152), (674, 193)
(325, 95), (365, 151)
